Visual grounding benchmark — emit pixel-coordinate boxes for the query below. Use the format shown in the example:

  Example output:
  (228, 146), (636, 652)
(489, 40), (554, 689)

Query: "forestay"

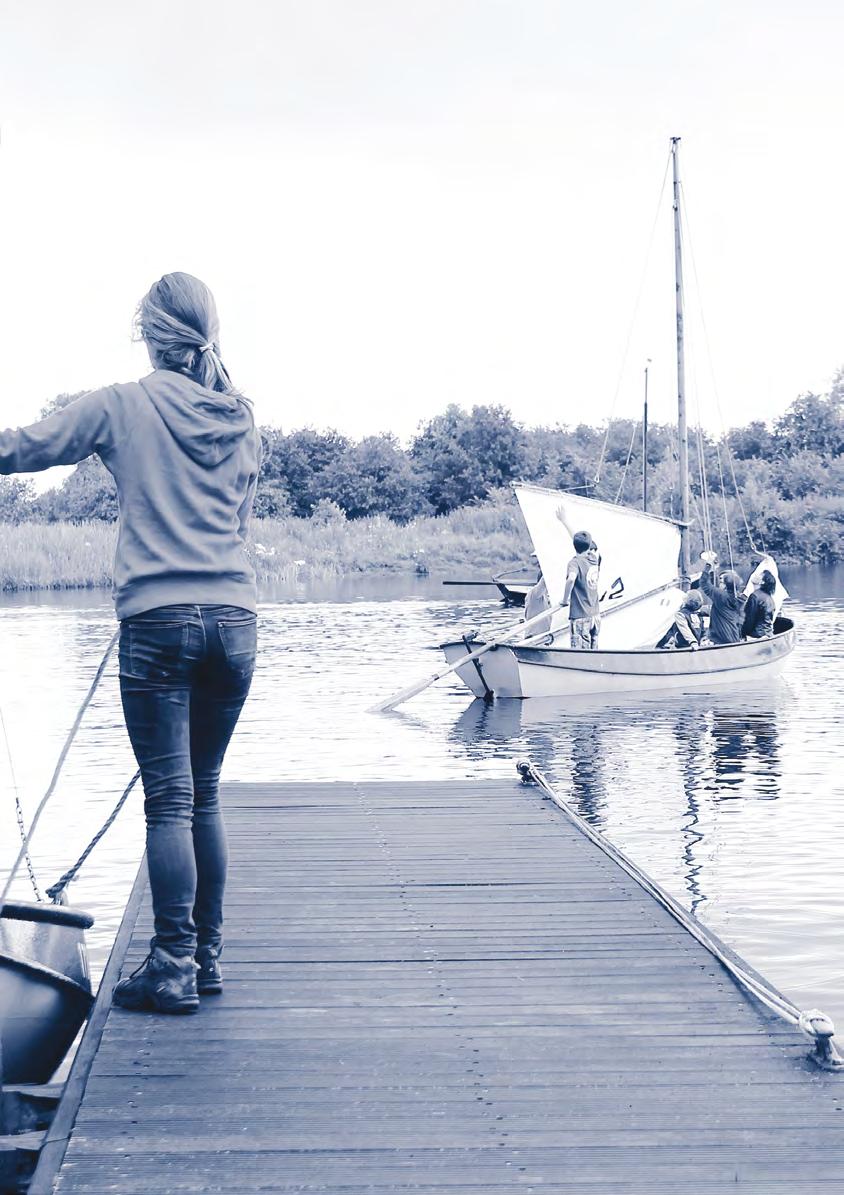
(513, 483), (684, 648)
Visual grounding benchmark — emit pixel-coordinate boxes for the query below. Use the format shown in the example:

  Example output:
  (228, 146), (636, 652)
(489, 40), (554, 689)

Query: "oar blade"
(369, 599), (567, 714)
(368, 674), (442, 714)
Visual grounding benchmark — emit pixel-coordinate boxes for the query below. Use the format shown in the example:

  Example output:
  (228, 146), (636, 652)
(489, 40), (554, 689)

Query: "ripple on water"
(1, 573), (842, 1037)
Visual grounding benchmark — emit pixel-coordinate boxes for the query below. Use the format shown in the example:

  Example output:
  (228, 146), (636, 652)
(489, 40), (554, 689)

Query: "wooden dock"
(31, 779), (844, 1193)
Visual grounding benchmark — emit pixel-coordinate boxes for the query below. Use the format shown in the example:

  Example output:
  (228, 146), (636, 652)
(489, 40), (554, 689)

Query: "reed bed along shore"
(0, 502), (532, 593)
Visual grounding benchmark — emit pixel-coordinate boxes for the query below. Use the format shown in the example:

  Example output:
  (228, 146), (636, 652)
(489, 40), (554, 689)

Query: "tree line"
(1, 371), (842, 563)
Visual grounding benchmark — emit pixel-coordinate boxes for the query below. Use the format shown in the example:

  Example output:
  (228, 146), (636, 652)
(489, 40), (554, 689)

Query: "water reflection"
(449, 687), (787, 916)
(708, 708), (781, 796)
(451, 688), (783, 800)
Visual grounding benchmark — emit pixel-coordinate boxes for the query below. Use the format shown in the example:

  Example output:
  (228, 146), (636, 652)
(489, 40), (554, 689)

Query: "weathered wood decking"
(34, 779), (844, 1193)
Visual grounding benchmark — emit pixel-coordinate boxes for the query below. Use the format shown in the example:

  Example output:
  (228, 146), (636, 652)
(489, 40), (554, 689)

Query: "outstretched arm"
(0, 390), (113, 474)
(699, 562), (716, 599)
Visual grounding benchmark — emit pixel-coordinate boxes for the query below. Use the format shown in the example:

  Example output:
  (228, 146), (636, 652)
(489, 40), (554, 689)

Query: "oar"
(518, 578), (682, 648)
(369, 601), (567, 713)
(441, 579), (497, 587)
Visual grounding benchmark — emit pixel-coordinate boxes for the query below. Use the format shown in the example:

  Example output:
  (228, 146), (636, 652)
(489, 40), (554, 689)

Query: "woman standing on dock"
(0, 272), (262, 1013)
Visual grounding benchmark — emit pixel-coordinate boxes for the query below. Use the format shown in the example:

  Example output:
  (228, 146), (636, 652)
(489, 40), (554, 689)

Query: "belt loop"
(196, 604), (207, 651)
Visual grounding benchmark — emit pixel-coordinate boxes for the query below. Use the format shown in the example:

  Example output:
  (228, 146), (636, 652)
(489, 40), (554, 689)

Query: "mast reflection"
(448, 685), (787, 915)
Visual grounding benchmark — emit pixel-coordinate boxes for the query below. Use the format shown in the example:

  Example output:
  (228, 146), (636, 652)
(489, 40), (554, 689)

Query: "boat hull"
(442, 640), (520, 698)
(0, 902), (94, 1084)
(443, 622), (796, 700)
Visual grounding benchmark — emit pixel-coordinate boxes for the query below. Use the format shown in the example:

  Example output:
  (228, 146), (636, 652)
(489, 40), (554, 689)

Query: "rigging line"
(696, 424), (713, 553)
(690, 353), (714, 554)
(613, 420), (640, 504)
(688, 474), (705, 541)
(0, 702), (43, 901)
(668, 418), (705, 533)
(698, 430), (707, 549)
(0, 629), (119, 914)
(594, 147), (673, 484)
(714, 438), (735, 570)
(677, 180), (759, 551)
(683, 288), (714, 556)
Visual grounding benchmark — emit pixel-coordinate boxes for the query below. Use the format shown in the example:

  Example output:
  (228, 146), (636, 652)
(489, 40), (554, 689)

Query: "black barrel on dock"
(0, 901), (95, 1084)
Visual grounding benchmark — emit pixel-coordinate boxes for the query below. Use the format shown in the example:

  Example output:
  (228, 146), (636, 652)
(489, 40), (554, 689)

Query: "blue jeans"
(119, 604), (257, 957)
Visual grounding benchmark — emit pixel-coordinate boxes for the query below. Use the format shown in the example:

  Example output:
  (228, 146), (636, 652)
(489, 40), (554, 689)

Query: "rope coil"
(516, 759), (843, 1073)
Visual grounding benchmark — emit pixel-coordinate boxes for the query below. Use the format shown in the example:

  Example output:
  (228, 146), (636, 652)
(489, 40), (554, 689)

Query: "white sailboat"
(439, 139), (796, 700)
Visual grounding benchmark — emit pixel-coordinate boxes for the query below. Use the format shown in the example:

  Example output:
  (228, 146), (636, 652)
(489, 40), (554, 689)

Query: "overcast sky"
(1, 0), (842, 466)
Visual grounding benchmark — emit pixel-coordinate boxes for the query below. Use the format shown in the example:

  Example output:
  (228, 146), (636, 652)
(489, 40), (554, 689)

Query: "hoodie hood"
(139, 370), (255, 467)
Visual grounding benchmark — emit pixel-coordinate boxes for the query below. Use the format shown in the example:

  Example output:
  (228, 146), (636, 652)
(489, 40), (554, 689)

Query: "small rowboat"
(443, 615), (795, 699)
(492, 565), (539, 606)
(0, 901), (94, 1084)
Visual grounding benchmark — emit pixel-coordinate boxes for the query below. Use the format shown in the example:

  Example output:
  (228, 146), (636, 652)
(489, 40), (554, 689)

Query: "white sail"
(744, 555), (789, 614)
(513, 483), (684, 648)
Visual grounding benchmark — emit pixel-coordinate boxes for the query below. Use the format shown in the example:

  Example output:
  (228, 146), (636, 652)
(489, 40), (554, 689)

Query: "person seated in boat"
(656, 591), (704, 650)
(699, 553), (746, 645)
(523, 562), (553, 639)
(564, 530), (601, 650)
(742, 569), (776, 639)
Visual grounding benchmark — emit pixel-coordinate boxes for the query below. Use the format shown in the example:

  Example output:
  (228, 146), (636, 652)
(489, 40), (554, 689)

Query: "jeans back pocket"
(218, 616), (257, 676)
(124, 620), (190, 681)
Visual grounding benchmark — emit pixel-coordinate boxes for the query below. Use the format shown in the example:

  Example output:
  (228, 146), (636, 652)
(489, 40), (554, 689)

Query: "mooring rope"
(0, 629), (120, 913)
(0, 702), (43, 900)
(45, 769), (141, 903)
(516, 759), (843, 1072)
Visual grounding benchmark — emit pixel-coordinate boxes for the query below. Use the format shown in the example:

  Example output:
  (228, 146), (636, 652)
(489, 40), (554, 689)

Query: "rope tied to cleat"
(516, 759), (844, 1073)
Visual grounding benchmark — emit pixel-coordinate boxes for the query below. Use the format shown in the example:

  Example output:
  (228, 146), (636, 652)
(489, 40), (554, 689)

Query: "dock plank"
(36, 779), (843, 1193)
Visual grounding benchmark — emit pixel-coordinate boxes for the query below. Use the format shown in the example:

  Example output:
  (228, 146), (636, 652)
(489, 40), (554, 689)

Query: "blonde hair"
(136, 272), (236, 394)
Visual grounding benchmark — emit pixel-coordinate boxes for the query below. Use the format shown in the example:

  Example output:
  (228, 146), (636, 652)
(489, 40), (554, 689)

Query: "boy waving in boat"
(563, 531), (601, 650)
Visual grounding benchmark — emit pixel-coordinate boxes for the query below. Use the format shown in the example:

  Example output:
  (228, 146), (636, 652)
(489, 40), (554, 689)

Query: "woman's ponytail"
(136, 272), (238, 395)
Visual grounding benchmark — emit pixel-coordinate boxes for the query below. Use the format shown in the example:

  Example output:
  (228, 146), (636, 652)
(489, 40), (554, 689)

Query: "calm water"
(1, 568), (843, 1036)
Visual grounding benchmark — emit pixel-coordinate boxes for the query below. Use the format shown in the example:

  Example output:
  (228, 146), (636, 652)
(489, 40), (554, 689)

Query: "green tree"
(774, 392), (843, 457)
(320, 434), (429, 521)
(252, 478), (292, 519)
(728, 420), (775, 460)
(411, 404), (526, 513)
(38, 391), (90, 420)
(0, 477), (35, 523)
(258, 427), (349, 517)
(35, 457), (118, 522)
(30, 390), (118, 522)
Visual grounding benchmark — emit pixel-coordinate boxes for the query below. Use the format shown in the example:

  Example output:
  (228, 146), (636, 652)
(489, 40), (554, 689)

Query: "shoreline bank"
(0, 509), (830, 597)
(0, 506), (533, 594)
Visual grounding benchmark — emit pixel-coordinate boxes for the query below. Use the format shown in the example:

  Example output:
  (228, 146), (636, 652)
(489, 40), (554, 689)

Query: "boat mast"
(642, 359), (650, 513)
(671, 136), (691, 586)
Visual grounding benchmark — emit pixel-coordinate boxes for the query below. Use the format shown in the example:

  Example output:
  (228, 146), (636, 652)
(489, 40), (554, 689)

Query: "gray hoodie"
(0, 370), (262, 618)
